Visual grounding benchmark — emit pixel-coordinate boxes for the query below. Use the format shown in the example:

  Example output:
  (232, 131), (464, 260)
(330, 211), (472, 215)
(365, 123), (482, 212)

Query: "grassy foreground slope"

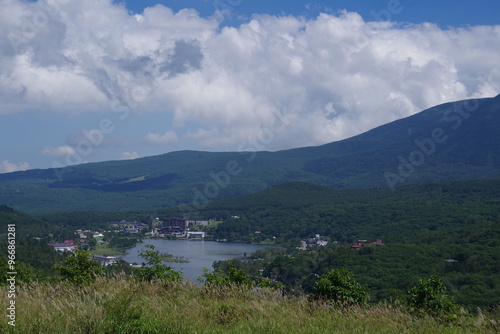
(1, 277), (498, 334)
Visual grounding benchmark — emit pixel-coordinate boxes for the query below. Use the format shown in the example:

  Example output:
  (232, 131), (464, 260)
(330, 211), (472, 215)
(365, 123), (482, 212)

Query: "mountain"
(1, 95), (499, 214)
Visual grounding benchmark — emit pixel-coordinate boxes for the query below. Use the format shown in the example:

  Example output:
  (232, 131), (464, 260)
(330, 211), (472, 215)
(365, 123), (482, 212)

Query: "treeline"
(195, 180), (500, 245)
(37, 210), (152, 230)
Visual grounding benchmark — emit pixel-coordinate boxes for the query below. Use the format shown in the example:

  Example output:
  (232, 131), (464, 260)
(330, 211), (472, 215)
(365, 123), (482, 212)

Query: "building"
(163, 218), (188, 232)
(351, 239), (385, 250)
(187, 231), (206, 239)
(93, 255), (119, 266)
(108, 221), (136, 228)
(134, 223), (149, 230)
(186, 220), (209, 227)
(124, 228), (139, 234)
(49, 240), (78, 252)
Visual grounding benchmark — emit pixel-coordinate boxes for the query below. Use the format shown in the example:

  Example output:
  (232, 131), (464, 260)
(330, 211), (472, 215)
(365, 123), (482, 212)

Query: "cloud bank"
(0, 160), (31, 173)
(41, 145), (76, 156)
(143, 130), (180, 145)
(1, 0), (499, 154)
(120, 151), (139, 160)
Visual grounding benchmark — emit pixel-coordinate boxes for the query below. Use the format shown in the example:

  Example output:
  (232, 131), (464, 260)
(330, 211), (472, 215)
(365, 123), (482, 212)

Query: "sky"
(0, 0), (499, 173)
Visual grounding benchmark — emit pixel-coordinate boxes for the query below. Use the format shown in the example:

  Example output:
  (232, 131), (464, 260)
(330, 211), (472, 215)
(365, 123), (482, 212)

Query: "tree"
(54, 249), (103, 285)
(314, 268), (367, 305)
(134, 245), (182, 282)
(406, 275), (458, 317)
(0, 257), (37, 284)
(202, 260), (253, 288)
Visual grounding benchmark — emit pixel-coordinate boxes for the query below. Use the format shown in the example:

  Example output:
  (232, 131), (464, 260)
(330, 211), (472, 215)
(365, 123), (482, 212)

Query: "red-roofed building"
(49, 240), (78, 252)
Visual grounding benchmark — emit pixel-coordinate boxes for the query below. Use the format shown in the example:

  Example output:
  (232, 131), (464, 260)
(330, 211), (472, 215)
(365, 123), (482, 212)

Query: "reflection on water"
(122, 239), (278, 282)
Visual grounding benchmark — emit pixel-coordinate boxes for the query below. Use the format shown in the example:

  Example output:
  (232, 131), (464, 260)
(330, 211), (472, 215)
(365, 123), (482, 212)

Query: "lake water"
(122, 239), (278, 282)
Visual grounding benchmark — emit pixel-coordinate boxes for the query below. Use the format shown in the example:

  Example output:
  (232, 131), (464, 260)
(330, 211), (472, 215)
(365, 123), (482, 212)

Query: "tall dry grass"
(1, 275), (498, 333)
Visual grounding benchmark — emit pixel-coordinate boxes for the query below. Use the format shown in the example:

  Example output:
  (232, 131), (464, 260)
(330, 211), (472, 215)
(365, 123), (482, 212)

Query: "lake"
(122, 239), (279, 282)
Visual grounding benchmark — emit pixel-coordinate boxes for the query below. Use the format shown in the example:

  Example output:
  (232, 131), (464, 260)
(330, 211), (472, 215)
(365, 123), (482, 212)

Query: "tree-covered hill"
(0, 95), (499, 213)
(0, 205), (62, 277)
(160, 179), (500, 245)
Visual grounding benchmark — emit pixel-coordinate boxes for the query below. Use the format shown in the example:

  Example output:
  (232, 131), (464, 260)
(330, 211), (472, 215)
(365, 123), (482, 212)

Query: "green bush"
(407, 275), (459, 317)
(134, 244), (182, 282)
(0, 258), (37, 284)
(314, 268), (367, 305)
(53, 249), (104, 285)
(202, 261), (253, 288)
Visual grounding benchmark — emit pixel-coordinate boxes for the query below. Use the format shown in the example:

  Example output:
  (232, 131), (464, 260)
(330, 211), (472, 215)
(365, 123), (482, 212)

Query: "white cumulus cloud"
(120, 151), (140, 160)
(0, 160), (31, 173)
(41, 145), (76, 156)
(0, 1), (499, 153)
(143, 131), (179, 145)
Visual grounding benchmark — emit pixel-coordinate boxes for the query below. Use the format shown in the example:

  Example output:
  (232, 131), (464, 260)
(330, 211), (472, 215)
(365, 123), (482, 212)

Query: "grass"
(1, 276), (498, 334)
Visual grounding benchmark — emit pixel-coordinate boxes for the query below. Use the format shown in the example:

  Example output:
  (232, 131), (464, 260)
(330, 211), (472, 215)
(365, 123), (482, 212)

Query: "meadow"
(2, 275), (498, 334)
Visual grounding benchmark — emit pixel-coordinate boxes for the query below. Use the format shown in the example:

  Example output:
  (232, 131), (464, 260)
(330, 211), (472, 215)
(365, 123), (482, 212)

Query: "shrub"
(53, 249), (104, 285)
(313, 268), (367, 305)
(0, 257), (37, 284)
(406, 275), (458, 317)
(134, 244), (182, 282)
(202, 261), (253, 288)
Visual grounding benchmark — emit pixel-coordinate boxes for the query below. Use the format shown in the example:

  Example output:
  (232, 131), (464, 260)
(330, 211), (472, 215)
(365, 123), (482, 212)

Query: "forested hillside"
(0, 205), (61, 278)
(0, 95), (499, 214)
(163, 179), (500, 244)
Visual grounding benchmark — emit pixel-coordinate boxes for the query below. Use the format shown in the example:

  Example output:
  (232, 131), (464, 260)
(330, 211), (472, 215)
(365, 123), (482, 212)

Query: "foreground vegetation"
(1, 247), (496, 333)
(1, 276), (498, 334)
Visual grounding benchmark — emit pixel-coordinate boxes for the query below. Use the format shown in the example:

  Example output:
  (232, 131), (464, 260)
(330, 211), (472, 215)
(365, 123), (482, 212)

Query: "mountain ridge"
(1, 95), (499, 213)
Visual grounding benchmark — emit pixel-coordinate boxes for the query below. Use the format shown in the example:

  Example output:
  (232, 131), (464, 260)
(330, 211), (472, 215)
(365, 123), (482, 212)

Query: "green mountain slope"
(0, 205), (61, 276)
(1, 95), (499, 213)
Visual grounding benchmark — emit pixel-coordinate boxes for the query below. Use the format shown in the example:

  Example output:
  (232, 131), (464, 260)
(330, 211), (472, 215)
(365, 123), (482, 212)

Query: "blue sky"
(0, 0), (499, 173)
(121, 0), (500, 27)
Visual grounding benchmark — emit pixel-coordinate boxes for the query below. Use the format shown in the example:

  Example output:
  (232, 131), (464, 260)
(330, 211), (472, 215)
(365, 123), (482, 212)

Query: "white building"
(187, 231), (205, 239)
(48, 240), (78, 252)
(93, 255), (118, 266)
(186, 220), (209, 227)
